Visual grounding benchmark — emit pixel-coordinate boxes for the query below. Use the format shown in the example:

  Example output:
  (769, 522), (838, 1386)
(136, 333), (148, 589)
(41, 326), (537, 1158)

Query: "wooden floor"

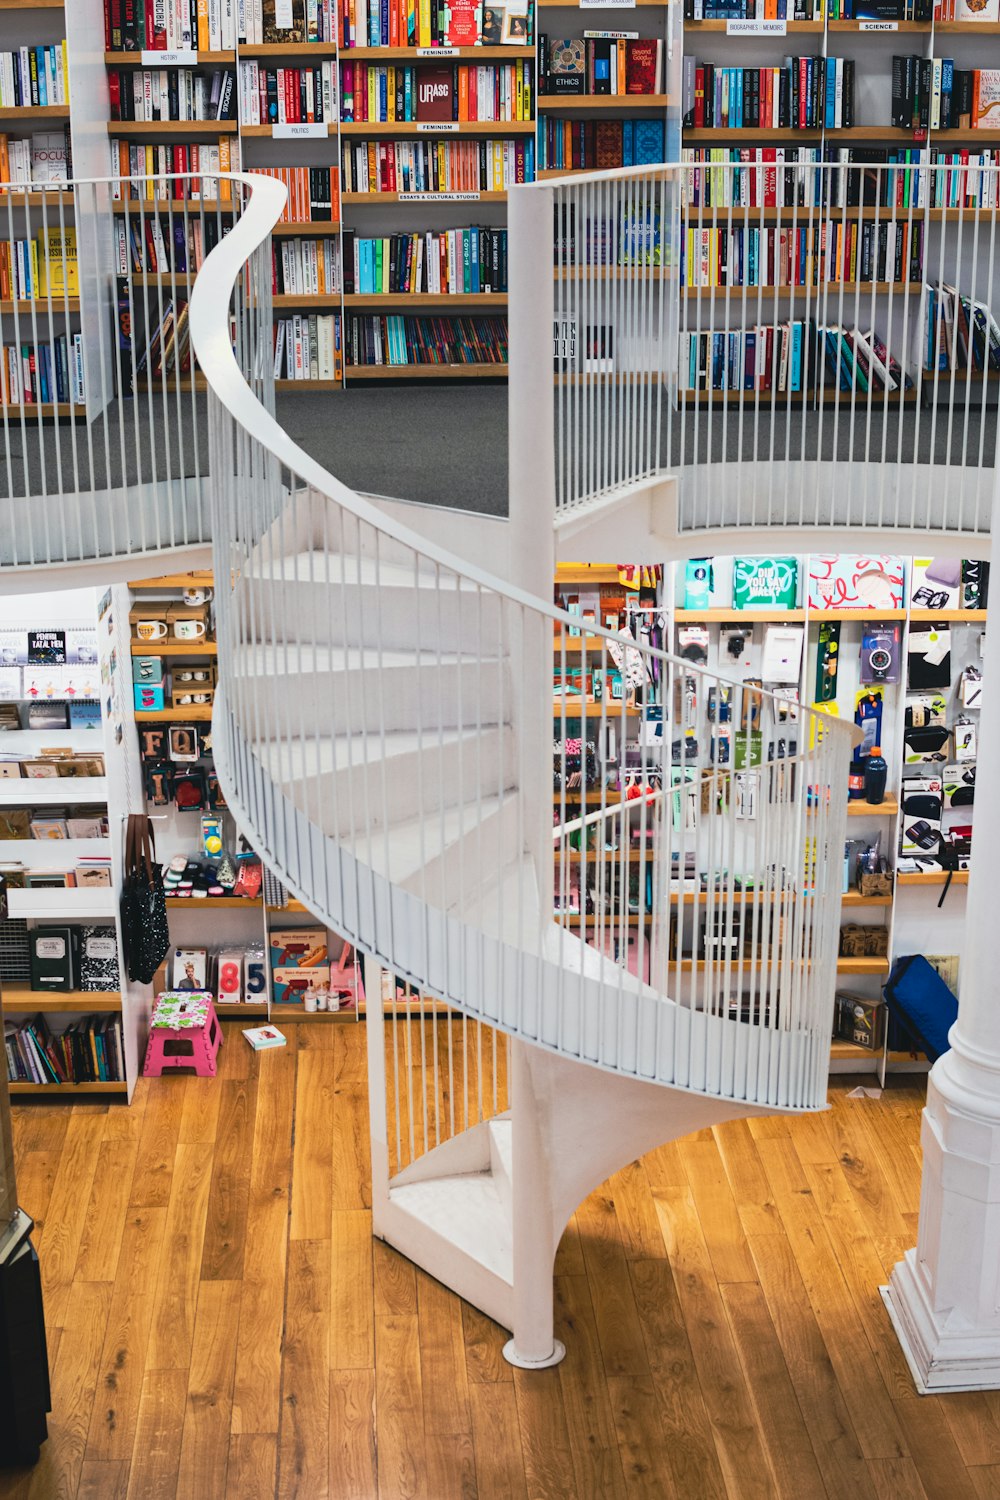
(3, 1021), (1000, 1500)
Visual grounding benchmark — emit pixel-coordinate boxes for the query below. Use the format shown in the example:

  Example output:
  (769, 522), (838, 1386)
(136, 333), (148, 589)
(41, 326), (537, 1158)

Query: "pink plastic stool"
(143, 991), (222, 1078)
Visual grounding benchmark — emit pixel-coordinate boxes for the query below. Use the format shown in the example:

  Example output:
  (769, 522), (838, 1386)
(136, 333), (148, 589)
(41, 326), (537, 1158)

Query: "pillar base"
(882, 1269), (1000, 1394)
(502, 1338), (566, 1371)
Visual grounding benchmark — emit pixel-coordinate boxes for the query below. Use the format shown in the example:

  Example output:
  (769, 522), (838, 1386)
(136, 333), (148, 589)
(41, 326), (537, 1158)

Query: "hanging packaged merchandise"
(761, 625), (804, 684)
(145, 759), (173, 806)
(907, 628), (951, 691)
(815, 620), (840, 702)
(960, 666), (983, 709)
(953, 718), (978, 762)
(173, 768), (208, 811)
(910, 556), (962, 610)
(905, 693), (948, 729)
(733, 557), (799, 611)
(943, 764), (975, 809)
(684, 558), (714, 611)
(903, 724), (951, 764)
(860, 624), (901, 684)
(962, 559), (989, 610)
(807, 554), (904, 611)
(852, 690), (884, 786)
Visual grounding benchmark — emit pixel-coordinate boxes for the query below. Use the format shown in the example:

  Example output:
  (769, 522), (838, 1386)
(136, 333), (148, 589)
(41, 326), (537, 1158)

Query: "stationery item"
(172, 947), (208, 991)
(79, 926), (121, 991)
(29, 925), (76, 992)
(907, 628), (951, 691)
(217, 950), (243, 1005)
(243, 1025), (287, 1050)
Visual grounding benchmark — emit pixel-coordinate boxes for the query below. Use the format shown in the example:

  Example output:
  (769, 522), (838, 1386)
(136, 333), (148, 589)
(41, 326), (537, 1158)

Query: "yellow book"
(516, 60), (523, 121)
(219, 136), (231, 199)
(388, 66), (396, 123)
(418, 0), (432, 49)
(62, 40), (69, 105)
(492, 139), (503, 192)
(35, 230), (79, 298)
(368, 67), (377, 121)
(197, 0), (210, 51)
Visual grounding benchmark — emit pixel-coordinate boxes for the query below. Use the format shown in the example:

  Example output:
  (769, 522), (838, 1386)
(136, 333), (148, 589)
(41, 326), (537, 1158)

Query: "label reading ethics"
(726, 18), (787, 34)
(141, 48), (197, 65)
(272, 121), (327, 139)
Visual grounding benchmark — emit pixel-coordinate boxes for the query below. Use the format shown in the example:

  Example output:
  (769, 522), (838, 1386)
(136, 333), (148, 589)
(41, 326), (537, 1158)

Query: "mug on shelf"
(183, 587), (213, 607)
(173, 619), (207, 640)
(136, 620), (169, 641)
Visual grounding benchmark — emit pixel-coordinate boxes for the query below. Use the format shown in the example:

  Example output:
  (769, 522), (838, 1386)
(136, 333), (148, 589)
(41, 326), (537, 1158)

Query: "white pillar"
(883, 518), (1000, 1392)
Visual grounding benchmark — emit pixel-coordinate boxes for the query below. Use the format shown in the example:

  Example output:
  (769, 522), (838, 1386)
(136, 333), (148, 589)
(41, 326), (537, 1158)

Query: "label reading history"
(141, 49), (197, 65)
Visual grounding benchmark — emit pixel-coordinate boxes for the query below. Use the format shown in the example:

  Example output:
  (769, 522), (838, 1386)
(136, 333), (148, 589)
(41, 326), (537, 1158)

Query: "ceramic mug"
(174, 619), (207, 640)
(136, 620), (169, 641)
(183, 588), (213, 607)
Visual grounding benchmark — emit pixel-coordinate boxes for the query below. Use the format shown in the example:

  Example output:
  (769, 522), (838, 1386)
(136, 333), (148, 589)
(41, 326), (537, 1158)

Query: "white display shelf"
(7, 887), (116, 920)
(0, 777), (108, 805)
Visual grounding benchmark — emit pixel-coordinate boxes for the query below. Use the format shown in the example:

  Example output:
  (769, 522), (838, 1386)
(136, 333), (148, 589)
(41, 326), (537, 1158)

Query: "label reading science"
(726, 18), (786, 34)
(272, 122), (327, 138)
(859, 20), (898, 28)
(140, 49), (197, 65)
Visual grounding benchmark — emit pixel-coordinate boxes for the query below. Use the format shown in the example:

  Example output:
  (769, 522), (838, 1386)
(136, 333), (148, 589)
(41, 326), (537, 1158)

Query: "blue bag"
(883, 954), (958, 1064)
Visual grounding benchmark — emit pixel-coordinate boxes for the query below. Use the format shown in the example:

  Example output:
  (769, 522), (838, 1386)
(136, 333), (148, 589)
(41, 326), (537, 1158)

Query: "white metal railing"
(541, 161), (999, 539)
(188, 171), (855, 1112)
(0, 175), (266, 572)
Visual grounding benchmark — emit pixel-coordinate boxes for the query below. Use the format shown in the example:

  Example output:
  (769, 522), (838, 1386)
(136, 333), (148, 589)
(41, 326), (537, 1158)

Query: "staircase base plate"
(502, 1338), (566, 1371)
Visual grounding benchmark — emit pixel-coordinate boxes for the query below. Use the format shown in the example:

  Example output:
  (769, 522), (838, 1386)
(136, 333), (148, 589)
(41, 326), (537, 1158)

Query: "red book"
(694, 67), (705, 128)
(625, 40), (656, 96)
(417, 64), (454, 121)
(445, 0), (481, 46)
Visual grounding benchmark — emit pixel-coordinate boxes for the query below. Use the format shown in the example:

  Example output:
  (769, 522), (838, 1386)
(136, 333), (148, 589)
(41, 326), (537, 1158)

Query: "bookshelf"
(554, 553), (985, 1076)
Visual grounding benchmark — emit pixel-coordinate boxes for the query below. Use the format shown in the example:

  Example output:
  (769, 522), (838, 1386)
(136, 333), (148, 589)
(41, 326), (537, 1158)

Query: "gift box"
(732, 558), (799, 611)
(807, 554), (904, 611)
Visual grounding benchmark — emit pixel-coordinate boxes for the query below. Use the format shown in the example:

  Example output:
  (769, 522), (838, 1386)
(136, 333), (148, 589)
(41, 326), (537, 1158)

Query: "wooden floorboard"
(1, 1021), (993, 1499)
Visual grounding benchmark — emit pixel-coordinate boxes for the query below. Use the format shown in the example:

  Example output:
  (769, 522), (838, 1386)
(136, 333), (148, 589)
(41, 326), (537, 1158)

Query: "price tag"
(416, 45), (457, 55)
(400, 190), (481, 200)
(726, 18), (787, 34)
(140, 48), (197, 65)
(272, 121), (328, 138)
(417, 120), (459, 131)
(859, 19), (897, 28)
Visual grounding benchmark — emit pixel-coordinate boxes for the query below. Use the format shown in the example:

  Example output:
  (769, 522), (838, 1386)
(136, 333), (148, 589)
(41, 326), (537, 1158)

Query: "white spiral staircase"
(193, 173), (856, 1366)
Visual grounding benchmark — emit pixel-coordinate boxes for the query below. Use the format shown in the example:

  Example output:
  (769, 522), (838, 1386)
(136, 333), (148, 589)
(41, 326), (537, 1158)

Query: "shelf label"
(140, 48), (198, 65)
(858, 19), (897, 28)
(726, 18), (787, 33)
(581, 0), (636, 9)
(272, 121), (328, 138)
(583, 28), (640, 37)
(417, 120), (459, 131)
(416, 45), (458, 55)
(399, 190), (481, 200)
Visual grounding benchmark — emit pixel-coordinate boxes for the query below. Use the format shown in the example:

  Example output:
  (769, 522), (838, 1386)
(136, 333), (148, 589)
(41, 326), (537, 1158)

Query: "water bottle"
(864, 747), (888, 806)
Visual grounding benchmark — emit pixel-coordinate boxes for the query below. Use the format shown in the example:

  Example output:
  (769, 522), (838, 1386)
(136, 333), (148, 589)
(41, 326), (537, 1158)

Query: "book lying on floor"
(243, 1025), (287, 1050)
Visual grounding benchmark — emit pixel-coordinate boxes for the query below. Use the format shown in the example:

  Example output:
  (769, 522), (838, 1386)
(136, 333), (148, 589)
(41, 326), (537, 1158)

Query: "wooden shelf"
(216, 1003), (269, 1017)
(836, 957), (890, 975)
(934, 18), (1000, 29)
(2, 988), (121, 1013)
(0, 191), (75, 209)
(848, 797), (898, 817)
(344, 44), (535, 59)
(537, 94), (671, 111)
(908, 608), (987, 622)
(556, 564), (623, 583)
(129, 570), (213, 587)
(553, 701), (641, 717)
(342, 190), (507, 204)
(134, 704), (213, 721)
(0, 777), (107, 805)
(811, 608), (907, 621)
(685, 128), (822, 142)
(936, 129), (1000, 142)
(239, 41), (339, 55)
(685, 16), (825, 28)
(272, 293), (339, 309)
(675, 607), (806, 622)
(9, 1080), (128, 1095)
(828, 17), (932, 28)
(108, 120), (239, 135)
(129, 640), (217, 656)
(828, 1041), (922, 1065)
(897, 870), (970, 887)
(134, 378), (206, 394)
(267, 900), (310, 913)
(0, 106), (69, 124)
(338, 120), (536, 136)
(342, 292), (507, 307)
(842, 891), (893, 906)
(682, 205), (926, 223)
(104, 50), (235, 64)
(273, 221), (341, 237)
(165, 897), (260, 910)
(554, 633), (614, 651)
(825, 126), (929, 140)
(682, 282), (922, 299)
(270, 1004), (359, 1022)
(112, 199), (238, 214)
(344, 363), (508, 378)
(274, 378), (344, 391)
(922, 366), (1000, 383)
(0, 401), (84, 419)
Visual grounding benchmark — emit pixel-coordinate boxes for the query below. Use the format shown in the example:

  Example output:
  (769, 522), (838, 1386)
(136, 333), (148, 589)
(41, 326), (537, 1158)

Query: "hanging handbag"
(120, 813), (170, 984)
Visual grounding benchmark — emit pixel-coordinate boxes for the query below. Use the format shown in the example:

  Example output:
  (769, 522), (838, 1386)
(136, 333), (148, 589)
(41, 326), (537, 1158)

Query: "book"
(956, 0), (1000, 19)
(974, 68), (1000, 129)
(625, 40), (657, 96)
(243, 1024), (287, 1049)
(416, 64), (454, 121)
(444, 0), (482, 44)
(546, 38), (586, 97)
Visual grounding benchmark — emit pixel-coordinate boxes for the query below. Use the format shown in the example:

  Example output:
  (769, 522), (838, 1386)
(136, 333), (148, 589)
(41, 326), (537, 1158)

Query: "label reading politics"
(726, 18), (786, 34)
(272, 122), (327, 139)
(859, 19), (897, 27)
(417, 120), (459, 131)
(141, 49), (197, 65)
